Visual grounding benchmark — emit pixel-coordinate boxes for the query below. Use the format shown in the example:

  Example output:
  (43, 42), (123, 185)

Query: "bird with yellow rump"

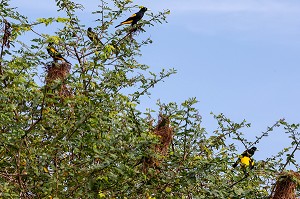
(47, 42), (70, 64)
(232, 146), (257, 172)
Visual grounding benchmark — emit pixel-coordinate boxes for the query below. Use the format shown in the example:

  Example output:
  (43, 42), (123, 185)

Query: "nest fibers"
(271, 171), (300, 199)
(142, 114), (173, 173)
(44, 62), (72, 97)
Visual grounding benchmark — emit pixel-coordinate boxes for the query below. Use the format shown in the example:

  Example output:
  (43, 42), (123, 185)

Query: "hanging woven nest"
(153, 114), (173, 156)
(44, 61), (72, 98)
(271, 170), (300, 199)
(142, 114), (173, 173)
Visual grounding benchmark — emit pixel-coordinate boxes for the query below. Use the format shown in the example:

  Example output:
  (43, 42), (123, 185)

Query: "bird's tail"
(232, 160), (239, 168)
(115, 24), (121, 28)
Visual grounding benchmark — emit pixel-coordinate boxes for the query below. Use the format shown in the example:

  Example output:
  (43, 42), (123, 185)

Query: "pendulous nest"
(272, 170), (300, 199)
(153, 114), (173, 156)
(44, 62), (72, 97)
(142, 114), (173, 173)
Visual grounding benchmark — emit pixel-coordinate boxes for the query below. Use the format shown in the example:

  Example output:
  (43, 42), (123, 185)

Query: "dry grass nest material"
(45, 62), (72, 97)
(272, 171), (300, 199)
(142, 114), (173, 173)
(153, 114), (173, 156)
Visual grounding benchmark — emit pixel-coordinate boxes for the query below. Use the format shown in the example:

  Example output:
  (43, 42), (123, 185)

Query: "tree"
(0, 0), (299, 198)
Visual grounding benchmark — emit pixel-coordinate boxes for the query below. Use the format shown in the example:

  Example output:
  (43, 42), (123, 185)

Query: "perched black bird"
(115, 7), (147, 28)
(87, 27), (103, 46)
(232, 147), (257, 169)
(47, 42), (70, 64)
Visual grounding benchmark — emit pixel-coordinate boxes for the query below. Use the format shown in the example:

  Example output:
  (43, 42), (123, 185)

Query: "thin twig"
(250, 119), (284, 148)
(229, 174), (248, 188)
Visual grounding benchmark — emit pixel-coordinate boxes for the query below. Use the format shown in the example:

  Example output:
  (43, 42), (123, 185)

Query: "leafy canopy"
(0, 0), (299, 198)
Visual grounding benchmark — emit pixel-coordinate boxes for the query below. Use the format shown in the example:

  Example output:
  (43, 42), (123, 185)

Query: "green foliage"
(0, 0), (299, 198)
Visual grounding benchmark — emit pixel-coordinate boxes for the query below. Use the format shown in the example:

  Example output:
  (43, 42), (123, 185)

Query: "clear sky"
(10, 0), (300, 163)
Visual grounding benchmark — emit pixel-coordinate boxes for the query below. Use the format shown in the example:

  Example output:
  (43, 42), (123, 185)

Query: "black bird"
(232, 147), (257, 169)
(87, 27), (103, 46)
(46, 42), (70, 64)
(115, 7), (147, 28)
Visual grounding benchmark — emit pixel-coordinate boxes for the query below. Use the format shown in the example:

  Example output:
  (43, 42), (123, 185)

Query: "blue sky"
(141, 1), (300, 161)
(11, 0), (300, 163)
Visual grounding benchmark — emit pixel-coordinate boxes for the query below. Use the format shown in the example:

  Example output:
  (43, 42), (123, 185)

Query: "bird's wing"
(121, 13), (137, 23)
(248, 157), (254, 166)
(129, 13), (137, 18)
(50, 47), (63, 58)
(121, 20), (133, 25)
(49, 47), (57, 54)
(88, 32), (98, 41)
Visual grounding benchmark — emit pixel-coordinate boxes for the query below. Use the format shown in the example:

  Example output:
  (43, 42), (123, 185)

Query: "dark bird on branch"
(87, 27), (103, 46)
(46, 42), (70, 64)
(115, 7), (147, 28)
(232, 146), (257, 170)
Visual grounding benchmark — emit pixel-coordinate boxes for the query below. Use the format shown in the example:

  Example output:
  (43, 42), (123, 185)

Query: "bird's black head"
(250, 147), (257, 153)
(48, 42), (54, 46)
(140, 7), (147, 12)
(88, 27), (92, 31)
